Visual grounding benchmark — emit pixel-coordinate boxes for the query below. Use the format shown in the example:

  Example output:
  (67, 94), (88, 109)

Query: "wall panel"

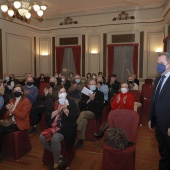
(6, 33), (32, 78)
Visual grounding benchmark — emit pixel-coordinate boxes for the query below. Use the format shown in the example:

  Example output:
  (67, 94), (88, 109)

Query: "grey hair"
(105, 128), (128, 150)
(158, 52), (170, 61)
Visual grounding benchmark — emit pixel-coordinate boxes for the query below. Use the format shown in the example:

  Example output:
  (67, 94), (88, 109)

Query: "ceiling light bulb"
(8, 9), (14, 17)
(33, 4), (40, 12)
(1, 4), (8, 12)
(14, 1), (21, 9)
(37, 10), (43, 17)
(25, 12), (31, 19)
(40, 5), (47, 10)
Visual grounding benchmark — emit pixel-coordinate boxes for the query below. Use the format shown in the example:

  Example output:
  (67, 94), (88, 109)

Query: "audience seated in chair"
(0, 84), (32, 161)
(29, 77), (61, 134)
(39, 87), (78, 170)
(75, 79), (104, 149)
(94, 82), (134, 138)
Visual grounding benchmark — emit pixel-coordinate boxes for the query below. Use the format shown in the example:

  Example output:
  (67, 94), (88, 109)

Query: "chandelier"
(0, 0), (47, 19)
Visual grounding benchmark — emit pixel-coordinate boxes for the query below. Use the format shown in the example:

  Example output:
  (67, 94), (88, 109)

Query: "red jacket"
(5, 97), (32, 130)
(111, 92), (134, 110)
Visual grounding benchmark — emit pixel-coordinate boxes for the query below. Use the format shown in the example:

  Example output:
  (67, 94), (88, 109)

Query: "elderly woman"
(94, 82), (134, 138)
(40, 87), (78, 170)
(0, 84), (32, 161)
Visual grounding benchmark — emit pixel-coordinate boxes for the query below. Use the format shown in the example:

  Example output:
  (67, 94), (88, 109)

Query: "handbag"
(0, 119), (16, 132)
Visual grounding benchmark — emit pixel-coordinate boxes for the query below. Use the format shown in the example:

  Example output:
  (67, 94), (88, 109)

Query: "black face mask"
(14, 92), (22, 98)
(98, 82), (103, 86)
(27, 82), (33, 86)
(50, 82), (55, 88)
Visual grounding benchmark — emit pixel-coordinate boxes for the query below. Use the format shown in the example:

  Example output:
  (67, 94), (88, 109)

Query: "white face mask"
(58, 92), (67, 99)
(121, 87), (128, 94)
(61, 78), (65, 82)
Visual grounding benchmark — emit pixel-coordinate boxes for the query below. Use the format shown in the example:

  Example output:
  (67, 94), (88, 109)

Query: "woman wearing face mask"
(40, 87), (78, 170)
(0, 84), (32, 161)
(94, 83), (134, 138)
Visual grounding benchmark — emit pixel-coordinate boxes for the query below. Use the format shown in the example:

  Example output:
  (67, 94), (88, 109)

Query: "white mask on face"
(58, 92), (67, 99)
(61, 78), (65, 82)
(121, 87), (128, 94)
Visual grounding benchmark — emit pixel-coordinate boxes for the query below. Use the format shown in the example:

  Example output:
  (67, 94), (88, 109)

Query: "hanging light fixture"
(0, 0), (47, 19)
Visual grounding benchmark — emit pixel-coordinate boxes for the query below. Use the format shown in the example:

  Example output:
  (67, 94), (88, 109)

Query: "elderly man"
(97, 76), (108, 106)
(75, 79), (104, 149)
(1, 74), (14, 104)
(68, 74), (85, 114)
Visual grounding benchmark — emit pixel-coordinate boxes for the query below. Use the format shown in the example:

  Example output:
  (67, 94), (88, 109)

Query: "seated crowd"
(0, 71), (141, 169)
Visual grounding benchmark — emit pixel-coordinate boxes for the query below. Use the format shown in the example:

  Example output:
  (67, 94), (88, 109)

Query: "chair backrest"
(128, 90), (141, 102)
(141, 84), (153, 99)
(108, 109), (139, 142)
(144, 78), (153, 84)
(39, 82), (49, 96)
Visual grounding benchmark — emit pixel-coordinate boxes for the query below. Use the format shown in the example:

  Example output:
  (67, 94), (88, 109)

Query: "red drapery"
(56, 47), (64, 73)
(107, 43), (139, 78)
(55, 46), (81, 74)
(72, 46), (81, 75)
(163, 36), (170, 52)
(107, 45), (114, 80)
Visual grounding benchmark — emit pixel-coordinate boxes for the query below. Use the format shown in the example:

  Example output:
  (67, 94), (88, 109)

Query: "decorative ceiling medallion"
(113, 11), (135, 21)
(60, 17), (78, 25)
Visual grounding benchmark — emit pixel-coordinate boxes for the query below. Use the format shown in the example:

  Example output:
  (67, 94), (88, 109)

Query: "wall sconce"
(89, 35), (100, 55)
(155, 48), (163, 53)
(41, 52), (49, 56)
(91, 49), (99, 54)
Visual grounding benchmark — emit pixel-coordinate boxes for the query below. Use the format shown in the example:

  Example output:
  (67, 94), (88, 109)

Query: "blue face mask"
(157, 63), (166, 74)
(75, 79), (80, 84)
(90, 85), (96, 91)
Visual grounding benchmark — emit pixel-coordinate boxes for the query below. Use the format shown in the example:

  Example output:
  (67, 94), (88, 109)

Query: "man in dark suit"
(149, 52), (170, 170)
(75, 79), (104, 149)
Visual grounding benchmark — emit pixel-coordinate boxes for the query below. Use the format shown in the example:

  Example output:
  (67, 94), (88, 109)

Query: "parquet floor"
(0, 114), (160, 170)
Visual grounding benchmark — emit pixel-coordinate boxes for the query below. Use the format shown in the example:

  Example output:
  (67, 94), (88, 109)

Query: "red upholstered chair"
(42, 140), (75, 169)
(2, 130), (32, 160)
(144, 78), (153, 84)
(39, 82), (49, 96)
(141, 84), (153, 117)
(85, 119), (100, 141)
(37, 112), (47, 132)
(102, 109), (139, 170)
(129, 90), (142, 125)
(101, 105), (109, 123)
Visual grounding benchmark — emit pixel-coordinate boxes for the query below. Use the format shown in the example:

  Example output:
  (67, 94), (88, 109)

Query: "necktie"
(154, 75), (166, 101)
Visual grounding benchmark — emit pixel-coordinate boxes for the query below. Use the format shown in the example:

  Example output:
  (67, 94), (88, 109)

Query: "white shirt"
(10, 96), (21, 122)
(160, 71), (170, 91)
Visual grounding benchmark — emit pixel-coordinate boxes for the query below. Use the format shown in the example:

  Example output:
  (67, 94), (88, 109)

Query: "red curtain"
(107, 45), (114, 80)
(56, 47), (64, 73)
(55, 46), (81, 74)
(72, 46), (81, 75)
(107, 43), (139, 77)
(163, 36), (170, 52)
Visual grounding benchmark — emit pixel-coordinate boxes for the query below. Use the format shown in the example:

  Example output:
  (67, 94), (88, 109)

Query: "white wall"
(0, 2), (170, 80)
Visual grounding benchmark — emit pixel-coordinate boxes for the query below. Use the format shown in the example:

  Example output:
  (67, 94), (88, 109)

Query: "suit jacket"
(79, 88), (104, 118)
(149, 76), (170, 134)
(5, 97), (32, 130)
